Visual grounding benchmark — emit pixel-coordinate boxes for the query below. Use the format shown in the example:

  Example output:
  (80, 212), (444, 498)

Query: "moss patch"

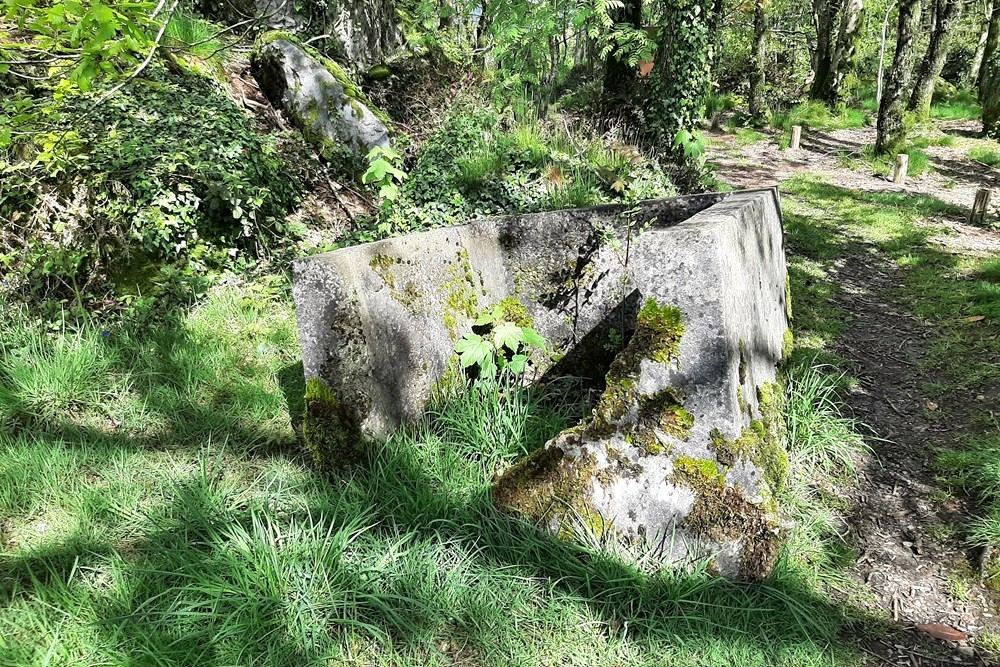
(709, 381), (789, 494)
(638, 389), (694, 439)
(672, 455), (727, 490)
(591, 377), (636, 432)
(492, 442), (600, 537)
(669, 453), (781, 579)
(303, 377), (364, 470)
(492, 296), (533, 328)
(441, 248), (480, 339)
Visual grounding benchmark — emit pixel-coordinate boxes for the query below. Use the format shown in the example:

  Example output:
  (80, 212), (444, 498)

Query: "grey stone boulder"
(251, 38), (389, 157)
(292, 189), (791, 578)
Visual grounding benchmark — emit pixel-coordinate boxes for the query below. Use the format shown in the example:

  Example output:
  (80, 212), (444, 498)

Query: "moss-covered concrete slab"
(292, 189), (790, 576)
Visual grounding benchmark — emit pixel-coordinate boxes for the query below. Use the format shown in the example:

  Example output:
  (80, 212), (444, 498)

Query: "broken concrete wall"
(292, 189), (790, 577)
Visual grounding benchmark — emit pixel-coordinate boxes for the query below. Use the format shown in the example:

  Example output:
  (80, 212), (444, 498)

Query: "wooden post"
(892, 153), (909, 185)
(971, 189), (992, 225)
(789, 125), (802, 150)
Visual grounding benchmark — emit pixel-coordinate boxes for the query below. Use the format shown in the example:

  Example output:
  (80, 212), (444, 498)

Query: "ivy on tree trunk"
(649, 0), (714, 147)
(876, 0), (921, 154)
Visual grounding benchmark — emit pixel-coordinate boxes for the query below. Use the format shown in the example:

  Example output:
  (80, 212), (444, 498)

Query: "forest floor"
(707, 122), (1000, 666)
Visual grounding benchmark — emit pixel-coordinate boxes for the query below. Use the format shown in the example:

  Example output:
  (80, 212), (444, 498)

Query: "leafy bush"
(372, 97), (675, 236)
(0, 67), (304, 313)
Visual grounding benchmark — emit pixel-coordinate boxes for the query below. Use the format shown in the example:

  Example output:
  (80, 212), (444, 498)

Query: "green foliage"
(0, 67), (303, 313)
(455, 302), (547, 380)
(362, 145), (408, 202)
(1, 0), (160, 92)
(674, 128), (707, 167)
(371, 98), (674, 237)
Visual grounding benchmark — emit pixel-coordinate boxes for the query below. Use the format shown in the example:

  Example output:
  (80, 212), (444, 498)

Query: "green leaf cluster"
(455, 302), (547, 380)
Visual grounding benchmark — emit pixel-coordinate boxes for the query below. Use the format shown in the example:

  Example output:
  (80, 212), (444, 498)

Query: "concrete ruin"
(292, 189), (791, 578)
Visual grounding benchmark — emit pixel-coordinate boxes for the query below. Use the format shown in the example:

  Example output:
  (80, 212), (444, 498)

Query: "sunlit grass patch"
(930, 97), (982, 121)
(771, 101), (869, 132)
(969, 144), (1000, 167)
(0, 270), (877, 665)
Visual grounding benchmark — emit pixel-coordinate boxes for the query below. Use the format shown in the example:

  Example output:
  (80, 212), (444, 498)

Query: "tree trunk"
(908, 0), (963, 118)
(876, 0), (922, 154)
(810, 0), (865, 103)
(810, 0), (837, 100)
(602, 0), (644, 102)
(649, 0), (714, 146)
(708, 0), (726, 74)
(982, 2), (1000, 136)
(748, 0), (768, 125)
(968, 0), (994, 87)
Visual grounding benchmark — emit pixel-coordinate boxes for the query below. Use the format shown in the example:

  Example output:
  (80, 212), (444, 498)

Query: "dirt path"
(707, 125), (1000, 666)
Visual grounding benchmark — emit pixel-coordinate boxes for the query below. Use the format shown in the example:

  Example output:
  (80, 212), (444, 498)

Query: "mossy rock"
(255, 30), (390, 126)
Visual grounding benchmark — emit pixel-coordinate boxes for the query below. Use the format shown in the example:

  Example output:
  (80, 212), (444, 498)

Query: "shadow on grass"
(9, 173), (999, 663)
(0, 290), (867, 665)
(0, 411), (861, 665)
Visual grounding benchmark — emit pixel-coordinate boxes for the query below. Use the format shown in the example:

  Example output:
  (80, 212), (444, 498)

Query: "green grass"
(456, 145), (508, 188)
(929, 89), (982, 121)
(0, 274), (875, 665)
(771, 101), (869, 132)
(841, 143), (935, 179)
(969, 144), (1000, 167)
(164, 12), (226, 60)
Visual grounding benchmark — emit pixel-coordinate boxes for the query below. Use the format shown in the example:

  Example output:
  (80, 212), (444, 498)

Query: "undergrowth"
(369, 97), (675, 238)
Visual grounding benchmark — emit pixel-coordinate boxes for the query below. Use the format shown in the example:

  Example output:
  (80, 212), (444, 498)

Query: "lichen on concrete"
(441, 248), (481, 339)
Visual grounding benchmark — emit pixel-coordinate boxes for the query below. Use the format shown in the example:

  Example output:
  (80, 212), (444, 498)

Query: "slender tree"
(908, 0), (963, 118)
(876, 0), (922, 154)
(968, 0), (994, 86)
(748, 0), (769, 125)
(982, 1), (1000, 136)
(810, 0), (866, 103)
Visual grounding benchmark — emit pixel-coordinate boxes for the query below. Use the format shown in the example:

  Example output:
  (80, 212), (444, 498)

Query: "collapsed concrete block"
(292, 189), (790, 577)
